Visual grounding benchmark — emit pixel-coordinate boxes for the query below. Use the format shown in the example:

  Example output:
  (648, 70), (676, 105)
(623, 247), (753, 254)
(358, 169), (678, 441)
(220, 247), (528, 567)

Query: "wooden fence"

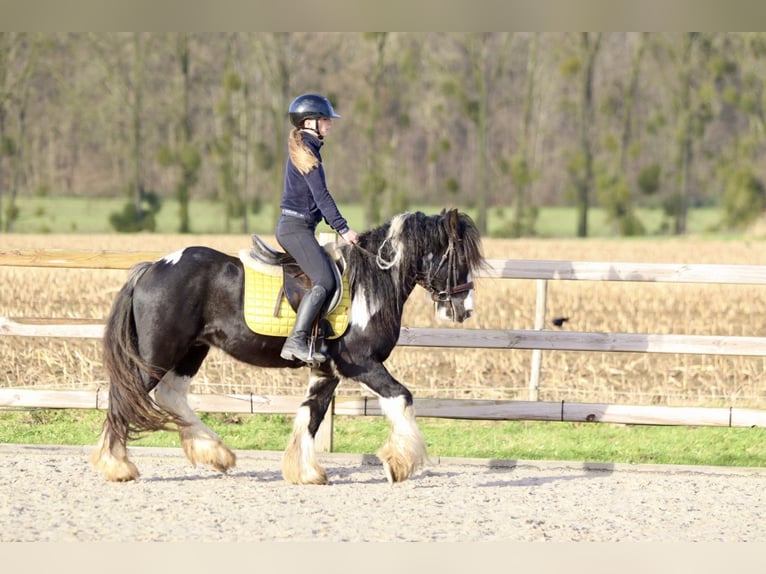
(2, 247), (766, 452)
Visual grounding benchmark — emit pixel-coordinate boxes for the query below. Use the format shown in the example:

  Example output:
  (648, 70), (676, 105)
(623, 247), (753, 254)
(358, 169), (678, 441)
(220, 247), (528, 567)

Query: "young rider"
(276, 93), (360, 364)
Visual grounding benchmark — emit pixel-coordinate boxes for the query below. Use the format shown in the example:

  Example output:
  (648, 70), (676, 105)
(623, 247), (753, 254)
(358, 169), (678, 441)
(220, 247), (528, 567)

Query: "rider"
(276, 93), (360, 364)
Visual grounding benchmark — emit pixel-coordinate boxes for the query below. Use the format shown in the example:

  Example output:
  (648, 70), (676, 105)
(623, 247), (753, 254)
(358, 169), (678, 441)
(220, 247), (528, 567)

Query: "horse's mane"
(344, 210), (484, 339)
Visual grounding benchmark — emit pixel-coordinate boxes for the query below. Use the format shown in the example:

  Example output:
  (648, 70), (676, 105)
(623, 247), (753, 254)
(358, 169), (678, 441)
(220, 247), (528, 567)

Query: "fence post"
(528, 279), (548, 401)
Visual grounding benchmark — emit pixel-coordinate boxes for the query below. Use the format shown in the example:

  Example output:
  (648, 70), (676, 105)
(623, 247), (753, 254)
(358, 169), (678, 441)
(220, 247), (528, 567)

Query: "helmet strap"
(301, 118), (322, 139)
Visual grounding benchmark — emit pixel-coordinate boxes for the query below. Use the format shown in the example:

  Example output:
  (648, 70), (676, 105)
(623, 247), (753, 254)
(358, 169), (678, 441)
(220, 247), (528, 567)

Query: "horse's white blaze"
(464, 273), (475, 311)
(350, 286), (378, 330)
(161, 248), (185, 265)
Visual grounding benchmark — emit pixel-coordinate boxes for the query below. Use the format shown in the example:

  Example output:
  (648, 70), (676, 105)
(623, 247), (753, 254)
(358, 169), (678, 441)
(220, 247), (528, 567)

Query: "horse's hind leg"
(154, 345), (236, 474)
(92, 365), (161, 482)
(282, 365), (340, 485)
(91, 419), (140, 482)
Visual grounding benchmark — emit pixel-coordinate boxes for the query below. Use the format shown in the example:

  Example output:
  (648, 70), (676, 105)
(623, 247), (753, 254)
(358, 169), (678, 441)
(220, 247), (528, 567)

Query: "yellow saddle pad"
(239, 249), (351, 339)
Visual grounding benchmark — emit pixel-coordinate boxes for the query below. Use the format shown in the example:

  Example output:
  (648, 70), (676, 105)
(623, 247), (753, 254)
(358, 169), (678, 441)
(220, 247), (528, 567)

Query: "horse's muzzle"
(435, 300), (473, 323)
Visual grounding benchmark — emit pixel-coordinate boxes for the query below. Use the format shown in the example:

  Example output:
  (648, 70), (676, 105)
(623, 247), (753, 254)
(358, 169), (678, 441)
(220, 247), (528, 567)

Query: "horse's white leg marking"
(91, 426), (139, 482)
(154, 371), (236, 474)
(282, 370), (329, 484)
(376, 395), (427, 484)
(160, 248), (185, 265)
(281, 405), (328, 485)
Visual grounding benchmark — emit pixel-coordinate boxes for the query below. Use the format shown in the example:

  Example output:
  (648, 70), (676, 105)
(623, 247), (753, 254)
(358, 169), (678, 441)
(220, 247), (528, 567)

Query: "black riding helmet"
(288, 93), (341, 128)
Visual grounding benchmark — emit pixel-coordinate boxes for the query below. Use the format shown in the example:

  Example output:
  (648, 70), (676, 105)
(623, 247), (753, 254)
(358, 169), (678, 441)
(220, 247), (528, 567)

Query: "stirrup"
(280, 336), (326, 365)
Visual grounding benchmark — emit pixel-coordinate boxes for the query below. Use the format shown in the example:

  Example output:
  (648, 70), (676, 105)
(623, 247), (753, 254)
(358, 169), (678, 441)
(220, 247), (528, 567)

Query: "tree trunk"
(252, 33), (292, 227)
(0, 34), (9, 232)
(619, 33), (647, 173)
(0, 105), (5, 232)
(132, 32), (144, 225)
(469, 34), (490, 236)
(513, 32), (538, 238)
(177, 32), (191, 233)
(576, 32), (601, 238)
(361, 32), (387, 228)
(675, 33), (697, 235)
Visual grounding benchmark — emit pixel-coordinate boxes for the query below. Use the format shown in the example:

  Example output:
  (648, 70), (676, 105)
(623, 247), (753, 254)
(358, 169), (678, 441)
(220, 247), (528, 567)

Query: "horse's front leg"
(282, 364), (340, 485)
(377, 393), (427, 484)
(348, 362), (427, 484)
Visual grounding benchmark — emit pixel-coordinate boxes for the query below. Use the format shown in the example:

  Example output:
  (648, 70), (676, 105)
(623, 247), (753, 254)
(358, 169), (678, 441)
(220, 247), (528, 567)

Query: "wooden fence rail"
(3, 248), (766, 442)
(3, 388), (765, 428)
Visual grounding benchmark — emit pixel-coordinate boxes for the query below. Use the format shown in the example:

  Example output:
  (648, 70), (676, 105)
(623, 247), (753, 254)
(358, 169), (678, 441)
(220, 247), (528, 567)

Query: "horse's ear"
(444, 208), (460, 239)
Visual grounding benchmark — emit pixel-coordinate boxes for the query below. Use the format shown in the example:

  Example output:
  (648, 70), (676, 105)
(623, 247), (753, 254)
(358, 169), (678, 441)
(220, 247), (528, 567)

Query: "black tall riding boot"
(280, 285), (328, 365)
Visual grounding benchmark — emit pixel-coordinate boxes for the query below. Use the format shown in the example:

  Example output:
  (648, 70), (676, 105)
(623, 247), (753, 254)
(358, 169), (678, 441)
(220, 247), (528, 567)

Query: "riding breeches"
(275, 214), (336, 297)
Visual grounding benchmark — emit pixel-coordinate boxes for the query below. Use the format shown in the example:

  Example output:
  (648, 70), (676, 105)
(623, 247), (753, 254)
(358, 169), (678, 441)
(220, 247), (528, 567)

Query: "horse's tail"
(101, 262), (181, 446)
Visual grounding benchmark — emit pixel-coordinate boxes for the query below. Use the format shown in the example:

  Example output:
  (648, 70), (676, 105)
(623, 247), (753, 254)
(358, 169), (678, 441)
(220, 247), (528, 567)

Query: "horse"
(91, 208), (485, 485)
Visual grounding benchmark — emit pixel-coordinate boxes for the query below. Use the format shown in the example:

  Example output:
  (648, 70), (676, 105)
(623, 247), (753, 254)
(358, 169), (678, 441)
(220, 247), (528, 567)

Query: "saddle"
(237, 235), (350, 339)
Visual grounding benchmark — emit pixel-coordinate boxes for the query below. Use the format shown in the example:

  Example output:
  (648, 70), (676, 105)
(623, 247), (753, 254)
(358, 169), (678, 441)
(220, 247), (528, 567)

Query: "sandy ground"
(1, 443), (765, 542)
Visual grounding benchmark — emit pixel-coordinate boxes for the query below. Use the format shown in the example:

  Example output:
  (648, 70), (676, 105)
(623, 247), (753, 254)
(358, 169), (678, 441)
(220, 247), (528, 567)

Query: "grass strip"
(1, 409), (765, 468)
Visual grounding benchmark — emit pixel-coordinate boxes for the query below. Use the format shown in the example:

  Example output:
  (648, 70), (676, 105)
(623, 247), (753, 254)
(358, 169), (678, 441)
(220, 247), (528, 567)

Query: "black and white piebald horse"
(91, 209), (484, 484)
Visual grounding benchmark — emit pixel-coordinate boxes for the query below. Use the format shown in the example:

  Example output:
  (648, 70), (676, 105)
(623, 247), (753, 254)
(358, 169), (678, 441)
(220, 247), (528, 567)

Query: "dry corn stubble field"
(3, 233), (766, 408)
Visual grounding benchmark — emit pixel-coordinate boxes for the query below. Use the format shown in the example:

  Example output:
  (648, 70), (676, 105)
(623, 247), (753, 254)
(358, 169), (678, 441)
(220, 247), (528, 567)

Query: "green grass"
(6, 195), (728, 238)
(2, 409), (765, 468)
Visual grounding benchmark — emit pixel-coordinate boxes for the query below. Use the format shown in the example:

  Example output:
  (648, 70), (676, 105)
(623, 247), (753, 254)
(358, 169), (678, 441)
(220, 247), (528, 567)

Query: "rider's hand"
(342, 229), (360, 245)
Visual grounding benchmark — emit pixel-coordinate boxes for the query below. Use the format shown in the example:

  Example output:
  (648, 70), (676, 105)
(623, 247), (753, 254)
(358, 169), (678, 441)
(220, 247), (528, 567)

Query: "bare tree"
(250, 33), (294, 225)
(559, 32), (602, 238)
(597, 32), (649, 236)
(88, 32), (158, 230)
(0, 33), (40, 232)
(510, 32), (540, 237)
(157, 32), (201, 233)
(446, 33), (512, 235)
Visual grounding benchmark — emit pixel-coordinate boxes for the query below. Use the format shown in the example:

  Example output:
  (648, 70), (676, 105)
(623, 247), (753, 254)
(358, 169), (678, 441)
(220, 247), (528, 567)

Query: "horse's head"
(420, 209), (485, 323)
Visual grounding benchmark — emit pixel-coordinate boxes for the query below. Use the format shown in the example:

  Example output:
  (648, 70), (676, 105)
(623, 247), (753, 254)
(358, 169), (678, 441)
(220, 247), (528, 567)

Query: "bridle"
(350, 216), (474, 308)
(423, 239), (474, 305)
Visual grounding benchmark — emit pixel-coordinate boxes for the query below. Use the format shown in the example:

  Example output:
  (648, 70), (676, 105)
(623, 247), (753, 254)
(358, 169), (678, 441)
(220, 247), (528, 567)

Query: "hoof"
(91, 447), (140, 482)
(377, 432), (427, 484)
(181, 436), (237, 474)
(281, 455), (328, 485)
(378, 449), (417, 484)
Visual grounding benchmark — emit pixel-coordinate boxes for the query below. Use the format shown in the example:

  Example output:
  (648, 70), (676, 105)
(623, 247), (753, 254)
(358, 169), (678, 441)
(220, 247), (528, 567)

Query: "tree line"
(1, 32), (766, 237)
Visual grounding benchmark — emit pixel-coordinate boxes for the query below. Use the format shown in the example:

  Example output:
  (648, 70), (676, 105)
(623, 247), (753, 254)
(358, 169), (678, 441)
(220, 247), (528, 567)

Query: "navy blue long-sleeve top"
(280, 130), (350, 236)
